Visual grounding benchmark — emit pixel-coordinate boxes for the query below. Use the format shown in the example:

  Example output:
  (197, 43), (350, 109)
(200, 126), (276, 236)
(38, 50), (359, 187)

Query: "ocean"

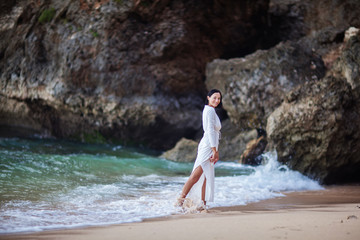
(0, 137), (323, 234)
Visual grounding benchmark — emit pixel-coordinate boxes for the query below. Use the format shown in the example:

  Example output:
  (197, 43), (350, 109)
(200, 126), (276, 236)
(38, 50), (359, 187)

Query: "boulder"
(160, 138), (198, 162)
(206, 40), (326, 129)
(266, 30), (360, 183)
(239, 130), (268, 166)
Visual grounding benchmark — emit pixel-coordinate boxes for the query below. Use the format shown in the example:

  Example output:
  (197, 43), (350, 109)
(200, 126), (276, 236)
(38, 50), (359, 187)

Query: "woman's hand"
(210, 149), (219, 164)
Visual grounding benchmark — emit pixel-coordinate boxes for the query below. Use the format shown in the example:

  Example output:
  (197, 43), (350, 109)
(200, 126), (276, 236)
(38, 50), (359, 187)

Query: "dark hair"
(205, 89), (222, 108)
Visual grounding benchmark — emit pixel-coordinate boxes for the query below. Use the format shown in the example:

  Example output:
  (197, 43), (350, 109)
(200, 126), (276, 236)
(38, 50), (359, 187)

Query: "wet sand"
(1, 185), (360, 240)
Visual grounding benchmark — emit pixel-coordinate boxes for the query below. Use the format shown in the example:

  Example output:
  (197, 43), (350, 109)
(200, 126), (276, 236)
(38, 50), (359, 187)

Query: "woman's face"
(207, 92), (221, 108)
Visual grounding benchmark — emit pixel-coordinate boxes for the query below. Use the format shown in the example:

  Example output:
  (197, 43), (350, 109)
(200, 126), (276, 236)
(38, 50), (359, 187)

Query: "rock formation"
(206, 40), (326, 128)
(0, 0), (271, 150)
(160, 137), (198, 162)
(204, 1), (360, 182)
(266, 29), (360, 183)
(239, 129), (268, 166)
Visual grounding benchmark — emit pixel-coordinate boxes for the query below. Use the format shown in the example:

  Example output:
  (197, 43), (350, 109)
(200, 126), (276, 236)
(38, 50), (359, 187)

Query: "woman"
(177, 89), (222, 209)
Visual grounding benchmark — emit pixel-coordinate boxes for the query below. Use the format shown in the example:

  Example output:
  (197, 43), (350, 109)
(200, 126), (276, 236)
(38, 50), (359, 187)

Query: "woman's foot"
(175, 197), (184, 207)
(196, 205), (207, 212)
(197, 201), (207, 212)
(175, 193), (186, 207)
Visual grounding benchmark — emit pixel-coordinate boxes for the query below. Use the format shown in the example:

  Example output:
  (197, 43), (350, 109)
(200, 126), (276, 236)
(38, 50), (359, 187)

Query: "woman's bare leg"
(201, 178), (207, 205)
(180, 166), (203, 199)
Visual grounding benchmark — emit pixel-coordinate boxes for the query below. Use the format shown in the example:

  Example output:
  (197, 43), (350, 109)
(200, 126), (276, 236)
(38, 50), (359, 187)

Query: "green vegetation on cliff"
(38, 8), (56, 24)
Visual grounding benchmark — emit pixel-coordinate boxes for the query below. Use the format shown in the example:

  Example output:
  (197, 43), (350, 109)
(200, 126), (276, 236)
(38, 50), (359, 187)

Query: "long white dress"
(188, 105), (221, 203)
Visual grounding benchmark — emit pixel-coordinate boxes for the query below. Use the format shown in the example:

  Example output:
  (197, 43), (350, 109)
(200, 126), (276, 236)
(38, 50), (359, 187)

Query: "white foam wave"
(0, 151), (323, 234)
(212, 151), (323, 207)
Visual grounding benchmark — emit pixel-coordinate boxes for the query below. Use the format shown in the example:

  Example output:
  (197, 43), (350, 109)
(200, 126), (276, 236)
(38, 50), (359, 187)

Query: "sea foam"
(0, 138), (323, 234)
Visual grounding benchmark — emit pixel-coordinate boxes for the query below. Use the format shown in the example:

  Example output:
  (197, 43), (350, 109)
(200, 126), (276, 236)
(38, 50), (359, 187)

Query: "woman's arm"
(205, 108), (218, 148)
(204, 107), (219, 164)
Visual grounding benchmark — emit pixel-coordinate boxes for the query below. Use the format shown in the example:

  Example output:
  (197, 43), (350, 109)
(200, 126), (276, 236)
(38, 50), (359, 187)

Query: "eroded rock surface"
(206, 40), (326, 129)
(160, 138), (198, 162)
(0, 0), (270, 149)
(266, 32), (360, 183)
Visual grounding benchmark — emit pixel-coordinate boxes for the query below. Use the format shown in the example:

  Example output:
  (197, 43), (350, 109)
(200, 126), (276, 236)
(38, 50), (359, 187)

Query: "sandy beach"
(1, 185), (359, 240)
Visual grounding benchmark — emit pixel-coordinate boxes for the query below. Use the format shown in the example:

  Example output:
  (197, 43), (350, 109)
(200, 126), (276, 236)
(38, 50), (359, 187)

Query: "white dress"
(188, 105), (221, 203)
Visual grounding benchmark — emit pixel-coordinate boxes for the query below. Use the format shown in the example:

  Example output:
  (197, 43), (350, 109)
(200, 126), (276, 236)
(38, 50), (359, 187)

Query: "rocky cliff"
(0, 0), (271, 149)
(1, 0), (360, 183)
(266, 30), (360, 184)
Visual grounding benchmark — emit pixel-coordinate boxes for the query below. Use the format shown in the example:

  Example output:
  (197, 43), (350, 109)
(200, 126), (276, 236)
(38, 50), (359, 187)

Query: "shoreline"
(1, 185), (360, 240)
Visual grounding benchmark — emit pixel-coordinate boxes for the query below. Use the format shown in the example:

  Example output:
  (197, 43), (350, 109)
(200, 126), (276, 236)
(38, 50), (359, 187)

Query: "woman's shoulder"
(203, 105), (216, 114)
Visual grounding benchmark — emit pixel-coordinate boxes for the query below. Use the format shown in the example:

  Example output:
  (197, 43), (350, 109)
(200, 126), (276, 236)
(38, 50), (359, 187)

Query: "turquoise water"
(0, 137), (322, 233)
